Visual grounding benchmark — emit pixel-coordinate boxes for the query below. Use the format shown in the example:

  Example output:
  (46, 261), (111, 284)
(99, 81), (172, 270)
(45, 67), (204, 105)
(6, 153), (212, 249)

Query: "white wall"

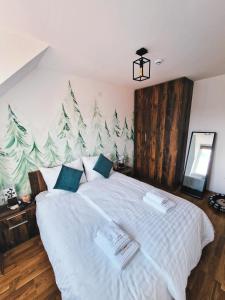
(188, 74), (225, 193)
(0, 67), (134, 195)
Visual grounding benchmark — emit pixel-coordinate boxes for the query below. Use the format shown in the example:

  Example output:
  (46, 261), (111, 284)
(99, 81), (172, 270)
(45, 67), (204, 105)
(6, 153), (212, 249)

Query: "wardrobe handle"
(144, 133), (147, 142)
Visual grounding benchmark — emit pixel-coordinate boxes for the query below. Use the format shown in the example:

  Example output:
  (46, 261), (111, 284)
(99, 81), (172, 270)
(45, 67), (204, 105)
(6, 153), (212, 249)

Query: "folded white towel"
(96, 222), (131, 255)
(145, 191), (168, 205)
(143, 196), (176, 214)
(95, 238), (140, 270)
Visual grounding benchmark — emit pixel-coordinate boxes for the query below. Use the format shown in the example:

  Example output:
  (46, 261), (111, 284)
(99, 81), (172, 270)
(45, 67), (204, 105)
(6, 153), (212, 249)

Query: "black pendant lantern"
(133, 48), (151, 81)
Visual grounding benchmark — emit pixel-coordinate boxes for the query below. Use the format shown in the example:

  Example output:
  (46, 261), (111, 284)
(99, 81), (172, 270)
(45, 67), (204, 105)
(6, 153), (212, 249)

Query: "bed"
(30, 171), (214, 300)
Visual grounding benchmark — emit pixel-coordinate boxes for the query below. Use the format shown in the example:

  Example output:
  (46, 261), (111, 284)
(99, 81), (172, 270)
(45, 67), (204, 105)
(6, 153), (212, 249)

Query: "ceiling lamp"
(133, 48), (150, 81)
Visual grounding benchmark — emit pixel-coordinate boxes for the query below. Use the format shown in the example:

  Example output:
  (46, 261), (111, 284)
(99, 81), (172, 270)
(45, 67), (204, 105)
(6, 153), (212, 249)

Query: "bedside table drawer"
(0, 205), (39, 252)
(6, 211), (28, 230)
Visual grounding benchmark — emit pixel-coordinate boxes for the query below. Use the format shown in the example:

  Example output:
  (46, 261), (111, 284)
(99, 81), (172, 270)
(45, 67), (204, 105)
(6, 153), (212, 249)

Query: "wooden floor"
(179, 192), (225, 300)
(0, 237), (61, 300)
(0, 192), (224, 300)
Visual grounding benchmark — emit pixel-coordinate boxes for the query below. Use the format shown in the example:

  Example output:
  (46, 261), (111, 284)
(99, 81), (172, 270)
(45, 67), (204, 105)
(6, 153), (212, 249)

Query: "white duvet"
(78, 173), (214, 300)
(36, 173), (214, 300)
(36, 190), (171, 300)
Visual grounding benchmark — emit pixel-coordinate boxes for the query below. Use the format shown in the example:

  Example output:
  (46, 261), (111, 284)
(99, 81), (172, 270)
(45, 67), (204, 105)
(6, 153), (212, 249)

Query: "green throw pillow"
(54, 165), (83, 192)
(93, 154), (113, 178)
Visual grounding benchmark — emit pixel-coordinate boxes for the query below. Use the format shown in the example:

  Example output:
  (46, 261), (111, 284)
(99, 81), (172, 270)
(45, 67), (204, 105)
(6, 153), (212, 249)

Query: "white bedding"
(36, 173), (214, 300)
(78, 173), (214, 300)
(36, 190), (172, 300)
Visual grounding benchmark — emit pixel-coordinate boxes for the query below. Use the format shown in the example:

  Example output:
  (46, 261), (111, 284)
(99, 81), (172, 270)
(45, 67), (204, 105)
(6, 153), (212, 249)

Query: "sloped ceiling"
(0, 29), (48, 95)
(0, 0), (224, 88)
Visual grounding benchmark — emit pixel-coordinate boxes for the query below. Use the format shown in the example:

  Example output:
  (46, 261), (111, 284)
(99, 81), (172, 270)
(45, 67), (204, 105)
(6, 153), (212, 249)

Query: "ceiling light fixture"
(133, 48), (150, 81)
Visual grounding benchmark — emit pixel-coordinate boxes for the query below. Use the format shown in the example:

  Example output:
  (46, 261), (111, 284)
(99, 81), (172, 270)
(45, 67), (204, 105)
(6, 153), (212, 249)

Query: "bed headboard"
(29, 170), (47, 198)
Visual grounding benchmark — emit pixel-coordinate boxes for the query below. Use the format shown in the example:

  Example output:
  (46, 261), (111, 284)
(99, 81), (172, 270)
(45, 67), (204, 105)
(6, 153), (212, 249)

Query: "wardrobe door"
(161, 79), (183, 188)
(173, 78), (193, 186)
(134, 77), (193, 189)
(134, 89), (149, 179)
(153, 82), (169, 186)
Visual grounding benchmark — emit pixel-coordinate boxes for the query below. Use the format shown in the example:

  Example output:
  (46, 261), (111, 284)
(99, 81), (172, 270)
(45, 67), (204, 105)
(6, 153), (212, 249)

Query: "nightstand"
(0, 202), (39, 271)
(114, 166), (134, 177)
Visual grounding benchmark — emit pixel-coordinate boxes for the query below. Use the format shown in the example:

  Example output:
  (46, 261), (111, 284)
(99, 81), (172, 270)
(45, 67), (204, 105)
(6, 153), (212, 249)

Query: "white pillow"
(66, 158), (87, 184)
(39, 165), (61, 193)
(82, 155), (113, 182)
(40, 158), (86, 192)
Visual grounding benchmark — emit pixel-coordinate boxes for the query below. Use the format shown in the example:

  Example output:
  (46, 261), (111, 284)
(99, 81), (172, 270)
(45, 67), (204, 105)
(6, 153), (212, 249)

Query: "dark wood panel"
(175, 78), (194, 184)
(134, 89), (148, 178)
(134, 77), (193, 189)
(29, 170), (47, 198)
(148, 86), (159, 181)
(0, 252), (3, 275)
(155, 82), (168, 185)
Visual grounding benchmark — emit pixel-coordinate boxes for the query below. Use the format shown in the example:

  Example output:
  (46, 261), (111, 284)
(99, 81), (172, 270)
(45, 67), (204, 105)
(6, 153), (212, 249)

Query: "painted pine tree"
(5, 105), (28, 158)
(64, 141), (74, 163)
(14, 150), (36, 194)
(68, 81), (87, 131)
(112, 109), (121, 137)
(105, 121), (111, 138)
(76, 131), (86, 154)
(130, 113), (134, 141)
(130, 126), (134, 141)
(93, 132), (104, 155)
(68, 80), (80, 114)
(58, 104), (73, 139)
(0, 150), (8, 190)
(29, 141), (43, 166)
(44, 133), (61, 167)
(110, 142), (119, 162)
(92, 100), (103, 131)
(123, 144), (129, 164)
(78, 113), (87, 131)
(121, 117), (130, 140)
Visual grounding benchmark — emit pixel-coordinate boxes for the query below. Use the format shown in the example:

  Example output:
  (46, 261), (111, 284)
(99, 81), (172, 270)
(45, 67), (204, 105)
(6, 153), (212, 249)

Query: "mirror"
(182, 132), (216, 198)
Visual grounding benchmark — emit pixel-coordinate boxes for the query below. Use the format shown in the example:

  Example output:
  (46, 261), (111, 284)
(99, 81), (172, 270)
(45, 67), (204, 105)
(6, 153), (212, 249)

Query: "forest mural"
(0, 80), (134, 196)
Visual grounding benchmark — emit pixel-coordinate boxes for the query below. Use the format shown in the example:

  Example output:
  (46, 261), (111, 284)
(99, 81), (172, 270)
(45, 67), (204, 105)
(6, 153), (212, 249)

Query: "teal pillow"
(93, 154), (113, 178)
(54, 165), (83, 192)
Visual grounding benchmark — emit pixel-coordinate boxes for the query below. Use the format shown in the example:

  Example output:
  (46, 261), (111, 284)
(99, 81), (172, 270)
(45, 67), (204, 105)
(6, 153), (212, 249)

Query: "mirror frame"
(181, 131), (216, 199)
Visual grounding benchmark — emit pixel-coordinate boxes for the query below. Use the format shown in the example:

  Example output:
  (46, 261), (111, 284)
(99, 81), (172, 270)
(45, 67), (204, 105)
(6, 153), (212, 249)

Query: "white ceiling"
(0, 0), (225, 88)
(0, 29), (48, 85)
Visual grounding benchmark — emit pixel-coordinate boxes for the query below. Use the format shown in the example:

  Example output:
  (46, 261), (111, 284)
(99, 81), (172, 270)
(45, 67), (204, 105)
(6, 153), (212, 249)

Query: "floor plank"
(0, 191), (224, 299)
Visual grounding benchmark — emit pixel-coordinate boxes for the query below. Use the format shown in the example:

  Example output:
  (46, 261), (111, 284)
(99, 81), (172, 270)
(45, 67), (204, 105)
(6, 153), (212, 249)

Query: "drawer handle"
(9, 220), (28, 230)
(6, 211), (26, 221)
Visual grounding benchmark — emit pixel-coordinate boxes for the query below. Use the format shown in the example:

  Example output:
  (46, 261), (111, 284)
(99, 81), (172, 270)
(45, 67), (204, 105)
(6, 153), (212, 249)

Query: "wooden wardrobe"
(134, 77), (193, 189)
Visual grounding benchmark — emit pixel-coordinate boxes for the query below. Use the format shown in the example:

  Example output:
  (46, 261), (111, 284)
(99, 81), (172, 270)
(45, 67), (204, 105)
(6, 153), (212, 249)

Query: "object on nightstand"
(208, 193), (225, 213)
(19, 195), (34, 209)
(3, 186), (17, 202)
(21, 194), (32, 204)
(8, 204), (19, 210)
(7, 197), (19, 209)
